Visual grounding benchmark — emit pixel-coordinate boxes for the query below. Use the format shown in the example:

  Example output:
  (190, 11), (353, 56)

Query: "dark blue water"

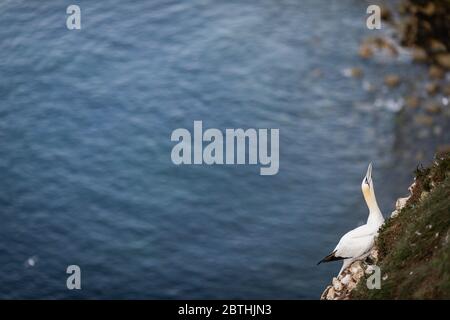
(0, 0), (422, 298)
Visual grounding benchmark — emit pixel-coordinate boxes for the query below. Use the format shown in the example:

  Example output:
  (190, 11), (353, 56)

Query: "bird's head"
(361, 162), (373, 198)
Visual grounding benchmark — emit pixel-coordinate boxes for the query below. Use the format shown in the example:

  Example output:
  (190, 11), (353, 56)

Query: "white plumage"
(318, 163), (385, 275)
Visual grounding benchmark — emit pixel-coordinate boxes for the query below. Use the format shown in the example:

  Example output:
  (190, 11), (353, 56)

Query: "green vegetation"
(352, 152), (450, 299)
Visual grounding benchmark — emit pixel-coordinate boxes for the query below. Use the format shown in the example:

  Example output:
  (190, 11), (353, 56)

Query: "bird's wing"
(333, 224), (377, 259)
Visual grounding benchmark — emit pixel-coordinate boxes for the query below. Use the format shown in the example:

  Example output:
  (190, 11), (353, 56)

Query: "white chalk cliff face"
(320, 248), (379, 300)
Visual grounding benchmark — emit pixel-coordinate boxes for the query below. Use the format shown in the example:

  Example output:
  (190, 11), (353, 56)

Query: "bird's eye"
(365, 177), (369, 185)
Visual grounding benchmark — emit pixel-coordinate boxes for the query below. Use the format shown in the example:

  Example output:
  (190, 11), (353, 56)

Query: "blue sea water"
(0, 0), (423, 298)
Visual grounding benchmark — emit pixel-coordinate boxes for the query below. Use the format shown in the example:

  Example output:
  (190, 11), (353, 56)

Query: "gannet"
(318, 163), (384, 276)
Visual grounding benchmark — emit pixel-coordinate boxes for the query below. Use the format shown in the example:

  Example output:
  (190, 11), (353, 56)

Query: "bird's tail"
(317, 251), (345, 265)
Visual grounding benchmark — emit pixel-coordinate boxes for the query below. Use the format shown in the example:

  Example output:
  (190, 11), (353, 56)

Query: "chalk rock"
(369, 248), (379, 262)
(320, 250), (383, 299)
(350, 262), (365, 282)
(326, 287), (335, 300)
(320, 285), (331, 300)
(332, 277), (343, 291)
(341, 274), (352, 286)
(365, 265), (375, 275)
(347, 280), (357, 291)
(408, 181), (416, 194)
(396, 197), (409, 211)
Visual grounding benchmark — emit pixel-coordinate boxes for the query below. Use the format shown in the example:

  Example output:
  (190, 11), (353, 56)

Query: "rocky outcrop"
(399, 0), (450, 66)
(320, 249), (378, 300)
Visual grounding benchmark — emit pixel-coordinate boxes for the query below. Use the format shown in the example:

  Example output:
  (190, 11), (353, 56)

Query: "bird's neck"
(365, 188), (384, 226)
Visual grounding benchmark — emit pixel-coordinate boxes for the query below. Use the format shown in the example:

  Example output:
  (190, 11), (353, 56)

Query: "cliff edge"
(321, 151), (450, 299)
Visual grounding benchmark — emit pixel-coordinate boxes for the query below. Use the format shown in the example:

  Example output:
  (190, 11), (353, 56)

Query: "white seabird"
(318, 163), (385, 276)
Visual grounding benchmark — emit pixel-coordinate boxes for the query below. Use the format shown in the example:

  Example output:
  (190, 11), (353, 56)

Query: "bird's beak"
(365, 162), (372, 183)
